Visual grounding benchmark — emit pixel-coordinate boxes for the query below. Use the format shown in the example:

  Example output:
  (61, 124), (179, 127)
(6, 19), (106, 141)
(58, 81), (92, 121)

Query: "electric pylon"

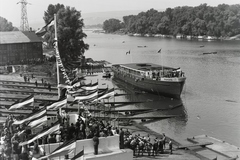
(17, 0), (30, 31)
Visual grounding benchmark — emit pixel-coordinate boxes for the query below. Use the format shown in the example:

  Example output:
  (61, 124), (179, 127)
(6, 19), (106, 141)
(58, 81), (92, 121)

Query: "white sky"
(0, 0), (239, 28)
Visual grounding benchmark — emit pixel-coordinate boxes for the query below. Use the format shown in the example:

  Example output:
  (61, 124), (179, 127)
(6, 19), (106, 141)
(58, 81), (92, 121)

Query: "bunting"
(55, 44), (71, 85)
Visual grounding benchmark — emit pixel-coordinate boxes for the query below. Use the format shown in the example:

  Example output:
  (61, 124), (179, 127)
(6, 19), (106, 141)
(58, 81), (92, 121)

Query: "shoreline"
(86, 29), (240, 41)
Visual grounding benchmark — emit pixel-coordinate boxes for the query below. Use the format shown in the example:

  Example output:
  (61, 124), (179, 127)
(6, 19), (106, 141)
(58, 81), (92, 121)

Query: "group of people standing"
(120, 128), (173, 157)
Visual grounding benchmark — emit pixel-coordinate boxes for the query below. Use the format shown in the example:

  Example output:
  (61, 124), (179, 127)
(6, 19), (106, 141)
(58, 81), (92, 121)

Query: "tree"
(43, 4), (89, 67)
(0, 17), (18, 31)
(103, 18), (123, 33)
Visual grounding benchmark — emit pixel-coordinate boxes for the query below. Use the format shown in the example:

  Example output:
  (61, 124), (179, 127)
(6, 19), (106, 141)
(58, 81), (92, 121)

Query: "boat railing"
(114, 67), (184, 81)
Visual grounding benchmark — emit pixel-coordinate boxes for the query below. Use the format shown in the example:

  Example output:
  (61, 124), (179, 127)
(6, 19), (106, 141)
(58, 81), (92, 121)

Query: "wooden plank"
(0, 84), (58, 90)
(177, 142), (213, 149)
(0, 89), (57, 96)
(0, 80), (57, 86)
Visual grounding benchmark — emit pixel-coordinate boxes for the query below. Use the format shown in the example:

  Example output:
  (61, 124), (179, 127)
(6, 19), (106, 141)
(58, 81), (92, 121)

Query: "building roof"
(119, 63), (176, 71)
(0, 31), (42, 44)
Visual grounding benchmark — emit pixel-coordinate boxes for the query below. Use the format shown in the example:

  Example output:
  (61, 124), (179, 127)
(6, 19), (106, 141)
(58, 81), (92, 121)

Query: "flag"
(92, 88), (115, 102)
(35, 18), (54, 37)
(74, 90), (98, 102)
(126, 50), (130, 55)
(19, 123), (60, 146)
(13, 108), (46, 125)
(71, 149), (84, 160)
(46, 97), (67, 110)
(8, 94), (34, 111)
(39, 139), (76, 160)
(26, 115), (47, 128)
(70, 82), (99, 96)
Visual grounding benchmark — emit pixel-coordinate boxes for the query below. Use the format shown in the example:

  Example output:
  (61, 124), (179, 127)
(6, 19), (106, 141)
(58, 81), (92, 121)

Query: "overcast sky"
(0, 0), (239, 28)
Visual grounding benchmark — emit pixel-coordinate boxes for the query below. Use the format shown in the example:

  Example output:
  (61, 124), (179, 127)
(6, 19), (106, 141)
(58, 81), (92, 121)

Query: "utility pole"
(17, 0), (30, 31)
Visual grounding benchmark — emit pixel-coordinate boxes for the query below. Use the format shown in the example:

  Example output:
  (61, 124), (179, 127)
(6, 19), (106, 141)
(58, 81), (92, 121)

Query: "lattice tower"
(18, 0), (30, 31)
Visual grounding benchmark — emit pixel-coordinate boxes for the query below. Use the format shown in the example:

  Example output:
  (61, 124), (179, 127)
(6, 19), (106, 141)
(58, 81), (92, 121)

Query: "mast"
(54, 14), (61, 98)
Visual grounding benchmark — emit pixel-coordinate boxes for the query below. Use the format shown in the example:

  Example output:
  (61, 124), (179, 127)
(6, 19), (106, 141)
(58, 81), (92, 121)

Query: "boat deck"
(116, 63), (176, 71)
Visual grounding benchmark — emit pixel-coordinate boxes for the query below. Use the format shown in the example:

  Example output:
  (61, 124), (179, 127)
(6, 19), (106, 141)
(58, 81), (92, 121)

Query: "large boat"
(112, 63), (186, 98)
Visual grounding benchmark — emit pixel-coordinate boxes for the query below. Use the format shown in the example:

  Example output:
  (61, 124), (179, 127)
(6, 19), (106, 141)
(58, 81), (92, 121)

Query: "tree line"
(0, 17), (19, 31)
(103, 4), (240, 37)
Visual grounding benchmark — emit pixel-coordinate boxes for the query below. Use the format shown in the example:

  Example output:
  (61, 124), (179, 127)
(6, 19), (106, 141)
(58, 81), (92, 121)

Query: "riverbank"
(89, 29), (240, 41)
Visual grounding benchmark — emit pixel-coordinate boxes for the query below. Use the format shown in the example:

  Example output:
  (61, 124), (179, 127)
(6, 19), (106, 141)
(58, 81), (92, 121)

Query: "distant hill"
(81, 10), (143, 26)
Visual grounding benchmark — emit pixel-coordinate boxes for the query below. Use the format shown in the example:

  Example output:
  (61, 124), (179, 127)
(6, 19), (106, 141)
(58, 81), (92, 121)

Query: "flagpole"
(54, 13), (61, 99)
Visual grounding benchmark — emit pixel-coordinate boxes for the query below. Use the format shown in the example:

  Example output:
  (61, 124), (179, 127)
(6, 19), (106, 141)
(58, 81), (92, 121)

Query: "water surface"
(84, 31), (240, 146)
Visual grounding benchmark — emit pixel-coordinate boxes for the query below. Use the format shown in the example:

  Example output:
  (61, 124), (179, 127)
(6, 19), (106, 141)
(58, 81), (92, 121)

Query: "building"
(0, 31), (43, 66)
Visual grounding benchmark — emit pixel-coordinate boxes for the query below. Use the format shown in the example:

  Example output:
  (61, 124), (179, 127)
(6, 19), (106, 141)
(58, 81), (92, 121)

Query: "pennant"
(71, 149), (84, 160)
(19, 123), (60, 146)
(35, 18), (54, 37)
(13, 108), (46, 125)
(8, 94), (34, 111)
(92, 88), (115, 102)
(46, 97), (67, 110)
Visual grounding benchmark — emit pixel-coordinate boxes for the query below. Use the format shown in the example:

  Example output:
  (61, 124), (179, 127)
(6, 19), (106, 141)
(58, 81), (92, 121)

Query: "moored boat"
(112, 63), (186, 98)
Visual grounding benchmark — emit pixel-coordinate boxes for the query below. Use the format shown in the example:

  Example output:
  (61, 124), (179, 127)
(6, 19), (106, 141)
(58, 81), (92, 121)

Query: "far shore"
(85, 28), (240, 41)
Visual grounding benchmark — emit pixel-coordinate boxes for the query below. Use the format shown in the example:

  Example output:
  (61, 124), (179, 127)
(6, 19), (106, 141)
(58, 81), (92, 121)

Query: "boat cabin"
(113, 63), (184, 80)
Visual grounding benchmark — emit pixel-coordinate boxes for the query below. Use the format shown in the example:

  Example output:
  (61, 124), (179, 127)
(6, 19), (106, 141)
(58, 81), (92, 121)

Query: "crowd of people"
(0, 111), (121, 160)
(0, 107), (174, 160)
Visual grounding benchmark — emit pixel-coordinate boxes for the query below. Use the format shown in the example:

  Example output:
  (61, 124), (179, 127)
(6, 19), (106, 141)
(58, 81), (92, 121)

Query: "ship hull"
(112, 70), (185, 99)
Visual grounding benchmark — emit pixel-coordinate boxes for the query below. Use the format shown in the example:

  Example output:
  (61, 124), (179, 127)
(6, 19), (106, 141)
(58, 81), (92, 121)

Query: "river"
(84, 31), (240, 146)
